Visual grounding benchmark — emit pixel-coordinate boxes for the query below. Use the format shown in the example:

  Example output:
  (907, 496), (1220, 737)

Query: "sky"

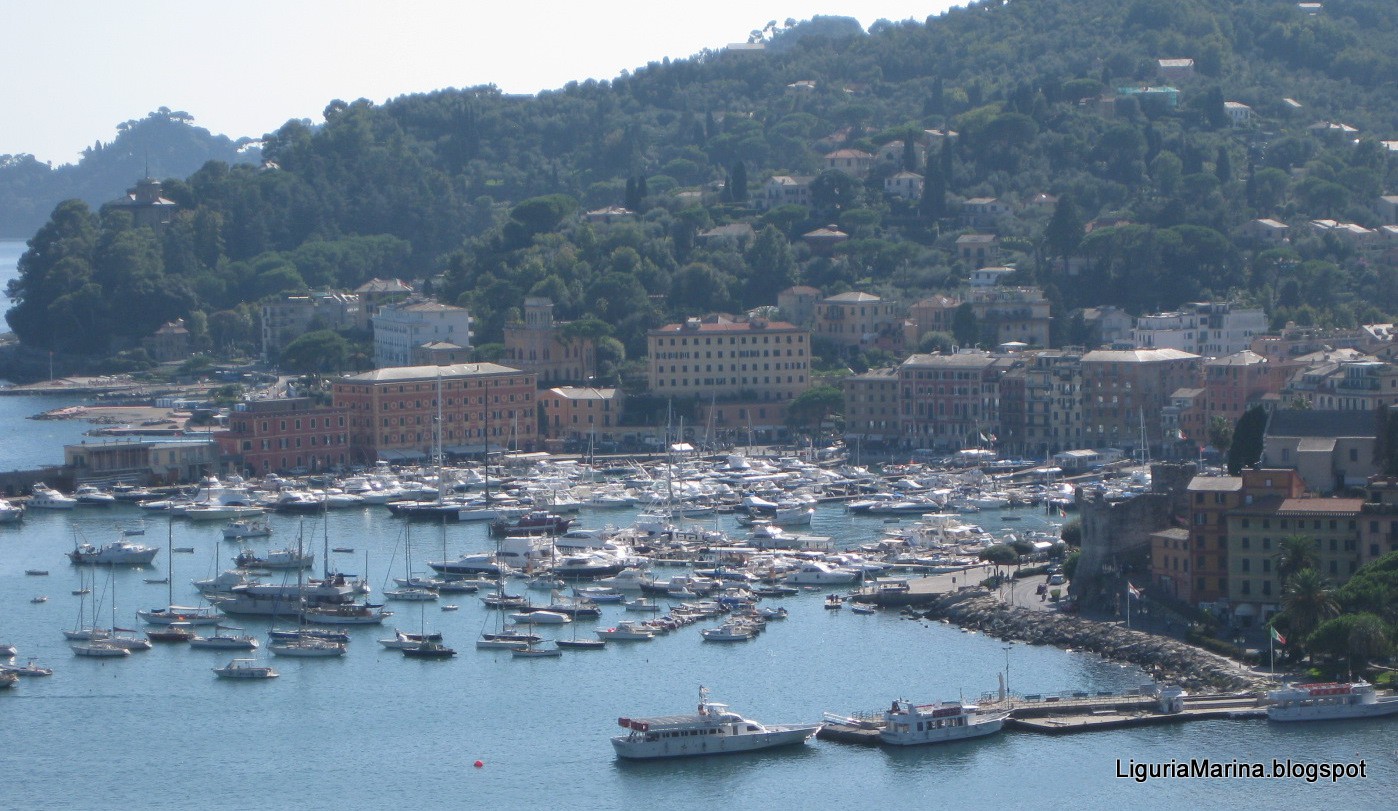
(3, 1), (960, 166)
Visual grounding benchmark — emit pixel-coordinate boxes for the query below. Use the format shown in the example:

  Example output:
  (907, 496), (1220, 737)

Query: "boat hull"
(1268, 699), (1398, 722)
(611, 724), (819, 759)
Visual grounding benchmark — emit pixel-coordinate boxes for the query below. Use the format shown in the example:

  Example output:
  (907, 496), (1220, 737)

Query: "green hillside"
(5, 0), (1397, 372)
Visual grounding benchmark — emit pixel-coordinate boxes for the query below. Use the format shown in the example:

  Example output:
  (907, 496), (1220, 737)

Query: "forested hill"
(6, 0), (1398, 371)
(0, 109), (259, 237)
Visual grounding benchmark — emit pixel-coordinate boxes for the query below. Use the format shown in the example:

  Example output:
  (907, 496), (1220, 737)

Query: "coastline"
(917, 588), (1272, 693)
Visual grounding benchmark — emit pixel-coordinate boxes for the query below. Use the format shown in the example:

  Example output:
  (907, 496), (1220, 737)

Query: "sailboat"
(140, 520), (219, 628)
(268, 532), (347, 657)
(510, 616), (562, 658)
(384, 524), (437, 602)
(400, 605), (456, 658)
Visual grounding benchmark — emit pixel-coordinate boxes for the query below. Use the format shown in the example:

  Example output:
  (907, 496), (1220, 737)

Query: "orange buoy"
(473, 760), (484, 768)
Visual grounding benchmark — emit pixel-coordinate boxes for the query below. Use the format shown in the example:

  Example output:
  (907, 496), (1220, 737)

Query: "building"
(1156, 58), (1195, 80)
(813, 292), (899, 350)
(219, 398), (351, 475)
(1242, 218), (1289, 245)
(696, 223), (756, 248)
(647, 314), (810, 406)
(372, 301), (473, 368)
(955, 234), (999, 266)
(583, 206), (635, 224)
(841, 367), (901, 448)
(904, 295), (960, 347)
(1202, 350), (1286, 425)
(966, 286), (1052, 348)
(105, 177), (177, 232)
(143, 319), (193, 363)
(539, 387), (623, 450)
(1261, 409), (1379, 494)
(1002, 349), (1085, 458)
(1150, 468), (1305, 608)
(823, 149), (873, 178)
(333, 363), (537, 463)
(411, 341), (470, 366)
(353, 278), (413, 312)
(1079, 306), (1134, 347)
(897, 350), (1018, 451)
(1132, 302), (1267, 358)
(776, 286), (822, 328)
(801, 225), (849, 256)
(960, 197), (1012, 229)
(760, 176), (813, 210)
(884, 171), (924, 201)
(502, 298), (596, 386)
(64, 437), (221, 486)
(262, 291), (365, 360)
(1080, 348), (1203, 455)
(1223, 101), (1253, 126)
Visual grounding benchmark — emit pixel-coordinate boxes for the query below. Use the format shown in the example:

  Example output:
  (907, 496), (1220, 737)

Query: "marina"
(0, 433), (1394, 806)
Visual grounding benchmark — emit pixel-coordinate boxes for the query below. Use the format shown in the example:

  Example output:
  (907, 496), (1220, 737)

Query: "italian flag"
(1269, 626), (1286, 646)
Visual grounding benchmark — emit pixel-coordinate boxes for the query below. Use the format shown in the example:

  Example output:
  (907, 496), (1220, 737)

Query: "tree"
(1307, 613), (1390, 671)
(728, 161), (748, 203)
(1226, 405), (1268, 474)
(951, 303), (979, 346)
(1206, 415), (1233, 453)
(279, 330), (349, 374)
(1214, 145), (1232, 184)
(1042, 195), (1084, 259)
(785, 385), (843, 431)
(1276, 535), (1320, 587)
(1280, 568), (1340, 654)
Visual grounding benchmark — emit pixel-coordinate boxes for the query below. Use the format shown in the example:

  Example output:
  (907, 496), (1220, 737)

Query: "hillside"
(0, 109), (259, 238)
(5, 0), (1397, 373)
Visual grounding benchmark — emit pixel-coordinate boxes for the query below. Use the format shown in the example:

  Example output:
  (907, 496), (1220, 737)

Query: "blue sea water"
(0, 504), (1393, 810)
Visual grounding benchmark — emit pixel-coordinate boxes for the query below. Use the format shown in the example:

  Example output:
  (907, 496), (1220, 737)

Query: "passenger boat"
(212, 658), (279, 679)
(1266, 680), (1398, 722)
(488, 510), (572, 538)
(222, 516), (272, 540)
(612, 687), (821, 760)
(877, 699), (1009, 746)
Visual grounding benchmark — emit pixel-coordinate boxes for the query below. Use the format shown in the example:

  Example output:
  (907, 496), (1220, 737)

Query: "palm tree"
(1281, 568), (1340, 655)
(1275, 535), (1319, 587)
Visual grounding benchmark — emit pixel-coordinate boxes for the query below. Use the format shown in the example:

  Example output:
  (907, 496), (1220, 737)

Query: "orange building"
(333, 363), (537, 463)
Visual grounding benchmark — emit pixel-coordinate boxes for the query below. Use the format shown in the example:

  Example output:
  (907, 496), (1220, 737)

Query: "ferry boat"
(612, 688), (821, 760)
(877, 699), (1009, 746)
(1266, 680), (1398, 722)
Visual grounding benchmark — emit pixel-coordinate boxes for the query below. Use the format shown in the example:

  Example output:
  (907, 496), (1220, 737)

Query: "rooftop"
(339, 363), (524, 383)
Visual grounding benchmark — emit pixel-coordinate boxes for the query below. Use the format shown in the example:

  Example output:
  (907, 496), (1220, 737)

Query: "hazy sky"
(4, 1), (959, 166)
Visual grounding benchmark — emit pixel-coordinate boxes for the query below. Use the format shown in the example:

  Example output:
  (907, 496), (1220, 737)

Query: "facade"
(647, 314), (810, 404)
(1007, 350), (1085, 458)
(1080, 348), (1203, 454)
(105, 178), (177, 232)
(262, 292), (365, 360)
(884, 171), (924, 201)
(1203, 351), (1286, 424)
(1243, 218), (1289, 245)
(1080, 306), (1134, 347)
(776, 286), (822, 328)
(1132, 302), (1267, 358)
(333, 363), (537, 463)
(966, 286), (1052, 348)
(65, 437), (220, 486)
(353, 278), (413, 312)
(955, 234), (999, 266)
(841, 367), (901, 446)
(219, 398), (351, 475)
(143, 319), (193, 363)
(539, 387), (623, 449)
(502, 298), (596, 386)
(960, 198), (1012, 229)
(904, 295), (960, 347)
(897, 350), (1018, 451)
(813, 292), (899, 350)
(823, 149), (874, 177)
(760, 176), (813, 210)
(372, 301), (473, 368)
(1261, 409), (1379, 494)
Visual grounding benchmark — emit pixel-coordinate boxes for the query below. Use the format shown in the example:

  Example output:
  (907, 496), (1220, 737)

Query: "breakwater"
(916, 589), (1270, 693)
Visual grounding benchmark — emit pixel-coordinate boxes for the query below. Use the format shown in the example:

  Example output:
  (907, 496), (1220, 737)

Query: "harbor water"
(0, 502), (1393, 810)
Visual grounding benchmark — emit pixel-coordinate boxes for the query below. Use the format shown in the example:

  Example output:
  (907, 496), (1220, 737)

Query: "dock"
(819, 692), (1267, 744)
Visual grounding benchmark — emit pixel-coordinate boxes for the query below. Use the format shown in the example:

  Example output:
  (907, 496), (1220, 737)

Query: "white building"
(372, 301), (473, 368)
(1132, 302), (1267, 359)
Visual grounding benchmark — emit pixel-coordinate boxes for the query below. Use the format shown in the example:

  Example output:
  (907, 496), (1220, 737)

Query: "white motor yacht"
(612, 687), (820, 759)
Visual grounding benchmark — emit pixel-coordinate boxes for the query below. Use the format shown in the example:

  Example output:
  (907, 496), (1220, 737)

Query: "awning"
(1232, 604), (1257, 617)
(379, 449), (427, 462)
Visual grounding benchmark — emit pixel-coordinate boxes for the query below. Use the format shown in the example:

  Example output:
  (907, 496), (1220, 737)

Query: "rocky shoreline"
(915, 589), (1272, 693)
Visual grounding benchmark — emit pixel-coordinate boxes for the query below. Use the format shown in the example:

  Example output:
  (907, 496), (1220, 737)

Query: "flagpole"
(1125, 583), (1130, 630)
(1269, 631), (1274, 678)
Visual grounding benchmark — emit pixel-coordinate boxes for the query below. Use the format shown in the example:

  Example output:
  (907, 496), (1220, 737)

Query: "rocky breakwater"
(918, 590), (1270, 693)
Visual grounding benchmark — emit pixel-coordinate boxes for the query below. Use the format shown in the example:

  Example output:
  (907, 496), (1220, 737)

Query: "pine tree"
(1215, 146), (1232, 184)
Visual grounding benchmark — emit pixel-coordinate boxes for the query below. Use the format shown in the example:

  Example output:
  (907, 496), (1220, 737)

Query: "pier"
(818, 691), (1267, 744)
